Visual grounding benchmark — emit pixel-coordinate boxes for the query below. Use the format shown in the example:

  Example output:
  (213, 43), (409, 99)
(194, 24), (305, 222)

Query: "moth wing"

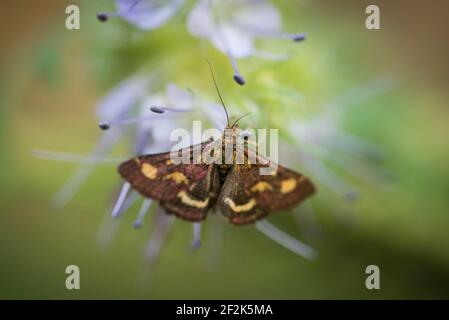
(118, 141), (219, 222)
(159, 164), (220, 221)
(217, 163), (315, 225)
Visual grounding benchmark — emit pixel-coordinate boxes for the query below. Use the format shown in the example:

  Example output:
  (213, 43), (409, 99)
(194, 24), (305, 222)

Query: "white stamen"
(199, 102), (228, 130)
(203, 214), (224, 268)
(214, 25), (245, 85)
(235, 22), (306, 42)
(31, 149), (124, 164)
(323, 131), (384, 160)
(116, 191), (140, 217)
(293, 203), (323, 242)
(150, 105), (190, 114)
(95, 211), (121, 250)
(191, 223), (202, 249)
(252, 49), (291, 61)
(297, 153), (359, 197)
(255, 220), (317, 260)
(145, 209), (174, 262)
(52, 130), (122, 208)
(323, 74), (395, 110)
(99, 106), (189, 130)
(53, 166), (95, 208)
(98, 115), (154, 129)
(111, 182), (131, 218)
(133, 199), (153, 228)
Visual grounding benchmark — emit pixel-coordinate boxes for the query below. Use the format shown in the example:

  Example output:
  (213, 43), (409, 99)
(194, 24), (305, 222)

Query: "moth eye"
(239, 130), (252, 140)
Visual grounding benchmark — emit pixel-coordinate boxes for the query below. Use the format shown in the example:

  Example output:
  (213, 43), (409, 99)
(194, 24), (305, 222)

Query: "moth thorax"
(218, 140), (242, 184)
(221, 137), (239, 164)
(218, 164), (232, 184)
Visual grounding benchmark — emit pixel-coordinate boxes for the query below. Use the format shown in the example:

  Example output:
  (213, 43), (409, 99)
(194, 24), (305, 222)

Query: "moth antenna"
(232, 113), (250, 127)
(205, 58), (230, 127)
(191, 223), (202, 249)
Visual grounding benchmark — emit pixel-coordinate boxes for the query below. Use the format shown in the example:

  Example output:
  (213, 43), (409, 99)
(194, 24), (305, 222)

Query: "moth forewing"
(160, 164), (219, 222)
(217, 165), (267, 225)
(118, 141), (218, 222)
(216, 151), (316, 225)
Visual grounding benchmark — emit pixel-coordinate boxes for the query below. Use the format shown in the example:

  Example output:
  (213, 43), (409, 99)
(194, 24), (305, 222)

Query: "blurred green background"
(1, 0), (448, 299)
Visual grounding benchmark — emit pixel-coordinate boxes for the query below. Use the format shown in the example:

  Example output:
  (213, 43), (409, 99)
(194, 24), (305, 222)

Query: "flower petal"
(166, 83), (193, 109)
(187, 0), (255, 58)
(116, 0), (184, 30)
(211, 23), (254, 58)
(232, 0), (281, 34)
(255, 220), (317, 260)
(198, 102), (228, 130)
(96, 73), (151, 120)
(186, 0), (213, 38)
(52, 130), (123, 207)
(145, 208), (174, 262)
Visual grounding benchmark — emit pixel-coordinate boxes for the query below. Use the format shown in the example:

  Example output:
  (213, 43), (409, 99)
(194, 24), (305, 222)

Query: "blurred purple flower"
(34, 73), (320, 262)
(97, 0), (306, 85)
(283, 75), (395, 199)
(48, 73), (152, 208)
(97, 0), (185, 29)
(187, 0), (305, 85)
(33, 69), (395, 264)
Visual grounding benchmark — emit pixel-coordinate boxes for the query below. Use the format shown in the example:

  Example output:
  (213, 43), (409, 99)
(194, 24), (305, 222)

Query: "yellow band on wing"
(224, 197), (256, 213)
(141, 163), (157, 180)
(177, 191), (209, 209)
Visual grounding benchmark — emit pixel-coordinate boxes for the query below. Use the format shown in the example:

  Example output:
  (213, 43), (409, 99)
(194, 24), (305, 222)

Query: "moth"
(118, 66), (316, 225)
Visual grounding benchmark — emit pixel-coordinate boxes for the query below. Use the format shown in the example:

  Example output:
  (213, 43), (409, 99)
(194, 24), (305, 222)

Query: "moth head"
(223, 124), (240, 141)
(222, 123), (253, 149)
(223, 113), (251, 142)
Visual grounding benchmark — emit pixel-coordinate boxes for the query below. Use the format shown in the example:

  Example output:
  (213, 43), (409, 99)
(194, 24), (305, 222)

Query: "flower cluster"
(97, 0), (306, 85)
(34, 0), (392, 263)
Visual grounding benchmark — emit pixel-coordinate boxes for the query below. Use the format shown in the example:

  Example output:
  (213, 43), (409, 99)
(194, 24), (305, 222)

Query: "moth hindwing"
(118, 141), (220, 222)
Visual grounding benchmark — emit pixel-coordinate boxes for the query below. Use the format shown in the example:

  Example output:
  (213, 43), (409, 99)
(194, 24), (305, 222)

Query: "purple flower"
(97, 0), (306, 85)
(285, 75), (395, 199)
(34, 74), (320, 262)
(187, 0), (305, 85)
